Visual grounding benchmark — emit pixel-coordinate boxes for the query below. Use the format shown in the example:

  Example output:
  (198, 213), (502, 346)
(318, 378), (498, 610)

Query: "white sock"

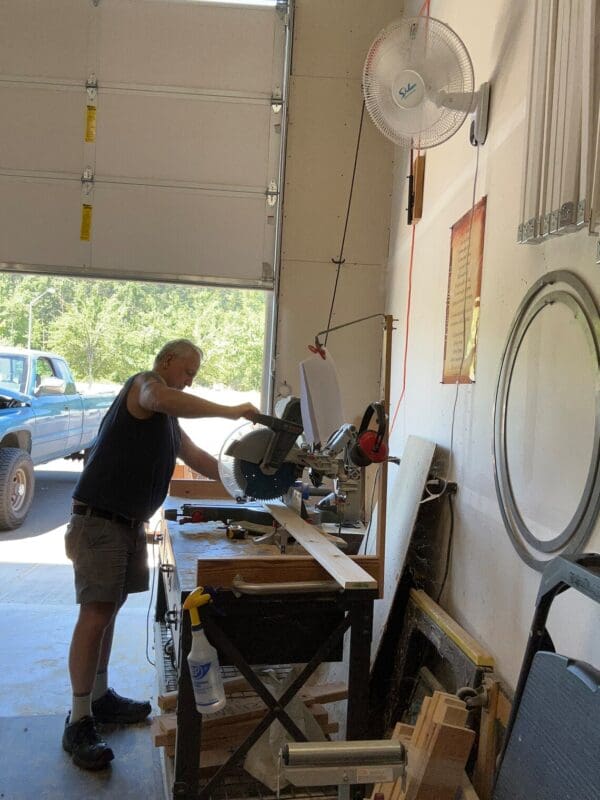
(92, 669), (109, 702)
(71, 693), (92, 723)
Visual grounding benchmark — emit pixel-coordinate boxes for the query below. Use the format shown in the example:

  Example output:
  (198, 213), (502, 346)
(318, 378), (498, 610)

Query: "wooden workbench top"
(161, 497), (379, 592)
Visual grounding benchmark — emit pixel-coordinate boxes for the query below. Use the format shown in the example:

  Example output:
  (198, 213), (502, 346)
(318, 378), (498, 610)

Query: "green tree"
(0, 272), (267, 391)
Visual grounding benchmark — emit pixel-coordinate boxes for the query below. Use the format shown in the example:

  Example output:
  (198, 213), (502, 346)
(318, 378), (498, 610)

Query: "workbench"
(155, 497), (380, 800)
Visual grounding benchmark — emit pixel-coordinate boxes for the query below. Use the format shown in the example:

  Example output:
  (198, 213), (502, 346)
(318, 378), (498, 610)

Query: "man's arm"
(129, 372), (259, 421)
(178, 430), (220, 480)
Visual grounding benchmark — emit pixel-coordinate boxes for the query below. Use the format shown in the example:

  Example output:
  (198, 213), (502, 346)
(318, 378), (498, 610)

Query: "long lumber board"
(265, 501), (377, 590)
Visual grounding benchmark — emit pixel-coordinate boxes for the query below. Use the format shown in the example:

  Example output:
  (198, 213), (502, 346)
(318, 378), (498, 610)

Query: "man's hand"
(233, 403), (261, 422)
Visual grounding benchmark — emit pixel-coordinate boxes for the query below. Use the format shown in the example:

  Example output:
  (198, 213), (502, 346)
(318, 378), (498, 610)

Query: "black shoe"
(92, 688), (151, 724)
(62, 714), (114, 771)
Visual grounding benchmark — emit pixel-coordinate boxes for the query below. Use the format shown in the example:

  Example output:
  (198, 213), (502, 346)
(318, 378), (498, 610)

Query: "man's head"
(153, 339), (203, 390)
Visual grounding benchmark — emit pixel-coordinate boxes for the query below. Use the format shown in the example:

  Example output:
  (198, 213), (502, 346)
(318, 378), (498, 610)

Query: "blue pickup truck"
(0, 348), (114, 530)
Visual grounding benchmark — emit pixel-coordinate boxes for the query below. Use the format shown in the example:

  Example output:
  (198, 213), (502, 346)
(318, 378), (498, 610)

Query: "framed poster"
(442, 196), (487, 383)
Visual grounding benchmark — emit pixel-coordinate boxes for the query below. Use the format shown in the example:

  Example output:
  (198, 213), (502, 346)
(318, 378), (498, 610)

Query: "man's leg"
(92, 595), (125, 700)
(90, 592), (152, 724)
(63, 601), (116, 770)
(69, 601), (117, 704)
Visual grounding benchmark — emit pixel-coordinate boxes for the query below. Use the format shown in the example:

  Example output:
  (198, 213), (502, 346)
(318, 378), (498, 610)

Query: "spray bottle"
(182, 587), (226, 714)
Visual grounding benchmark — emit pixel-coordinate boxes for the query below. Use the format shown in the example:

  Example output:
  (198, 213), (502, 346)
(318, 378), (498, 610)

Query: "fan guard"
(363, 16), (475, 149)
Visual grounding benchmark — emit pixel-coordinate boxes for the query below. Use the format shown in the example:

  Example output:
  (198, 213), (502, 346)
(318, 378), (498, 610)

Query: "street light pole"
(27, 288), (56, 350)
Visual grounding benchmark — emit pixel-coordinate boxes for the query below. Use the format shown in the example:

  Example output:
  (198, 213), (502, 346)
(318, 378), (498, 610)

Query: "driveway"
(0, 459), (157, 717)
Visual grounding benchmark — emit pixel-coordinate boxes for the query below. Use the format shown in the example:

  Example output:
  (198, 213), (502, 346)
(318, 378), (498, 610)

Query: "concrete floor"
(0, 459), (163, 799)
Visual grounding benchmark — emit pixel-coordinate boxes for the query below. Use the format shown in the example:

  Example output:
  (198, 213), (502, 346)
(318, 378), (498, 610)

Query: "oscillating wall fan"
(363, 16), (490, 149)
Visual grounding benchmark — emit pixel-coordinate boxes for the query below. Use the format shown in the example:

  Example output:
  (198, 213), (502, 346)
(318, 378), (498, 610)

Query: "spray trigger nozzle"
(183, 586), (212, 627)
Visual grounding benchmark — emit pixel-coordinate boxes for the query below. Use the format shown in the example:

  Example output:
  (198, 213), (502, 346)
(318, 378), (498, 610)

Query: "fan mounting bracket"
(470, 81), (491, 146)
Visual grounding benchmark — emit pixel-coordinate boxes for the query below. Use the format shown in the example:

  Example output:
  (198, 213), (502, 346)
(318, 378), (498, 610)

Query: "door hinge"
(262, 262), (274, 282)
(276, 0), (290, 21)
(266, 181), (279, 207)
(86, 74), (98, 104)
(81, 167), (95, 197)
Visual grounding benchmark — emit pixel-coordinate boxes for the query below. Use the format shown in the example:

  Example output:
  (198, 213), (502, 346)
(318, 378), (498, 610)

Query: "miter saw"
(218, 397), (388, 526)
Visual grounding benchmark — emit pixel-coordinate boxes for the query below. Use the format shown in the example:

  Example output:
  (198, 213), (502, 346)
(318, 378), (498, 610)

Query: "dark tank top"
(74, 372), (181, 521)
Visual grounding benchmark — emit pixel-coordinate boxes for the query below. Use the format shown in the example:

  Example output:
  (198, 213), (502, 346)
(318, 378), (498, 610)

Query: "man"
(63, 339), (259, 770)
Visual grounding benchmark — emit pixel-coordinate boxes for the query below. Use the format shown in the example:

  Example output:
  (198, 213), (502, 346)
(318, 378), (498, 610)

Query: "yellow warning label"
(80, 204), (93, 241)
(85, 106), (96, 143)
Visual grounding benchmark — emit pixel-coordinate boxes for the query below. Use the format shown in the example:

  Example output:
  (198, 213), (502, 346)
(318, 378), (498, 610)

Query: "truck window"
(34, 357), (65, 396)
(54, 359), (77, 394)
(0, 354), (27, 394)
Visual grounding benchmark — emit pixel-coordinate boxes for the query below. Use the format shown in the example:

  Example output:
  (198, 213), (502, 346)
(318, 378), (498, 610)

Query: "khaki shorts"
(65, 514), (149, 604)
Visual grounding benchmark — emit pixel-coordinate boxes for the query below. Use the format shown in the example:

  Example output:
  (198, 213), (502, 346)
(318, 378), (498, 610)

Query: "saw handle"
(253, 412), (303, 436)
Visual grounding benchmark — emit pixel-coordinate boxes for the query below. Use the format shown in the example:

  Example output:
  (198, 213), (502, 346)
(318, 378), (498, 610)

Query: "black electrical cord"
(324, 100), (366, 347)
(436, 491), (454, 603)
(145, 524), (161, 668)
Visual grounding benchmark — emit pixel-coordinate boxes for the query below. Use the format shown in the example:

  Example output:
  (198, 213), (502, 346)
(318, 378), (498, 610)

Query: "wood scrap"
(152, 694), (340, 753)
(472, 678), (512, 800)
(157, 691), (178, 712)
(371, 722), (408, 800)
(370, 692), (475, 800)
(158, 680), (348, 712)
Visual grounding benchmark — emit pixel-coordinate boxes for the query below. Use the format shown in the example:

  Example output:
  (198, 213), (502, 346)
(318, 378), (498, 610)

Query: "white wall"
(387, 0), (600, 687)
(275, 0), (397, 425)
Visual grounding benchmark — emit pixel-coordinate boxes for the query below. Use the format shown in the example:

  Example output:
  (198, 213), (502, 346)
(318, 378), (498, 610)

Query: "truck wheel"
(0, 448), (35, 531)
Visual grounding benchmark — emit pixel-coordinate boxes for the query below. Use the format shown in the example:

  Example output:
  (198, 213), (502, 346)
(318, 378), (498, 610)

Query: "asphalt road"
(1, 458), (82, 544)
(0, 457), (157, 718)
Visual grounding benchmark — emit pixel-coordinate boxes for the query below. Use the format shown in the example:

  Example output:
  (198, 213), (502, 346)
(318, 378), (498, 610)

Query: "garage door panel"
(0, 1), (287, 287)
(98, 1), (278, 95)
(0, 85), (84, 174)
(0, 178), (88, 267)
(96, 93), (270, 187)
(91, 186), (270, 283)
(0, 0), (89, 80)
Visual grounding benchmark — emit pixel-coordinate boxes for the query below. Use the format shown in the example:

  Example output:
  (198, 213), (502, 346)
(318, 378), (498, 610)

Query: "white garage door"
(0, 0), (289, 288)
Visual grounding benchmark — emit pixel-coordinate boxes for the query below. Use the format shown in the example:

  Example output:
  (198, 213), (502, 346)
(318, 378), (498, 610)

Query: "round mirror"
(493, 271), (600, 570)
(505, 302), (596, 542)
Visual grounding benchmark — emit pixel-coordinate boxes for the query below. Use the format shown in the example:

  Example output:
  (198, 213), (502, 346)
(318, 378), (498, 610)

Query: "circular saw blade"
(235, 458), (298, 500)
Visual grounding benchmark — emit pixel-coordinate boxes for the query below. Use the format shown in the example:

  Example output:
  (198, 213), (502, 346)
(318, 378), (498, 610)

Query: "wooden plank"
(431, 693), (469, 728)
(411, 696), (433, 753)
(158, 681), (349, 718)
(221, 678), (348, 706)
(198, 748), (235, 774)
(156, 702), (338, 753)
(458, 775), (481, 800)
(374, 724), (480, 800)
(409, 723), (475, 800)
(371, 436), (435, 652)
(495, 687), (512, 727)
(371, 722), (405, 800)
(169, 478), (230, 499)
(151, 716), (172, 747)
(472, 680), (499, 800)
(197, 555), (379, 588)
(265, 501), (377, 589)
(301, 681), (348, 705)
(412, 156), (426, 221)
(158, 691), (178, 712)
(409, 590), (495, 668)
